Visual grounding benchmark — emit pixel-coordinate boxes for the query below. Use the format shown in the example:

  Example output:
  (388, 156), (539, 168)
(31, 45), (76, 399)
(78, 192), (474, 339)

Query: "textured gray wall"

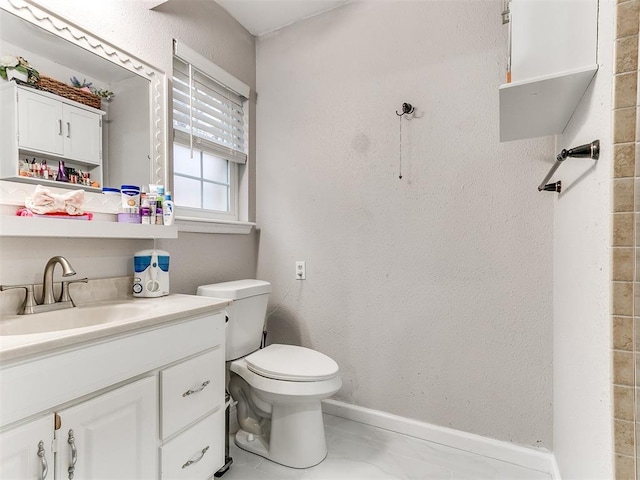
(255, 0), (554, 449)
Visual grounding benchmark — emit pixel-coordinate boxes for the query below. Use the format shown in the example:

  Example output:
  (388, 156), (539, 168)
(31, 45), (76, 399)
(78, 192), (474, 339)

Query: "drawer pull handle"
(181, 445), (209, 469)
(67, 429), (77, 479)
(182, 380), (210, 397)
(37, 440), (48, 480)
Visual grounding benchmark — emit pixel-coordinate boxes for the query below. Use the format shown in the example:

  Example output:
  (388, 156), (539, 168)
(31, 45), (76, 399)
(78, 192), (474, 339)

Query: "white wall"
(0, 0), (258, 293)
(553, 1), (614, 477)
(256, 1), (555, 448)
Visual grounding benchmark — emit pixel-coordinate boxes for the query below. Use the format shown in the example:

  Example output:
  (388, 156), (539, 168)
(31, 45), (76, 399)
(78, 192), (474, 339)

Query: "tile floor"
(222, 414), (552, 480)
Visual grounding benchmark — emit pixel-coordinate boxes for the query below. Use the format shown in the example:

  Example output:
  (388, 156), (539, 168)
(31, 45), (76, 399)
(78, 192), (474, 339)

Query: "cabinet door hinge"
(52, 413), (61, 454)
(99, 119), (102, 128)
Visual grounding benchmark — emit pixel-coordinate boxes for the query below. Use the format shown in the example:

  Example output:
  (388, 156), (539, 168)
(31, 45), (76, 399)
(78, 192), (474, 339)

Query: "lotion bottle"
(162, 192), (175, 226)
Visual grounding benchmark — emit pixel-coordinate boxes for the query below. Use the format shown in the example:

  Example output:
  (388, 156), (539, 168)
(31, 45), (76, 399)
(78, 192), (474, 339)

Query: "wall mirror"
(0, 0), (167, 201)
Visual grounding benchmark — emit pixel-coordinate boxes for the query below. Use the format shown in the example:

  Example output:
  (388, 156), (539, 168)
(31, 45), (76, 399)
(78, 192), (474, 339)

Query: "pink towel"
(16, 208), (93, 220)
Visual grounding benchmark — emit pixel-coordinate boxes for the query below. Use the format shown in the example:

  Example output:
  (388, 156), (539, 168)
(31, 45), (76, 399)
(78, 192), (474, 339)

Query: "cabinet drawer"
(161, 410), (224, 479)
(161, 348), (224, 439)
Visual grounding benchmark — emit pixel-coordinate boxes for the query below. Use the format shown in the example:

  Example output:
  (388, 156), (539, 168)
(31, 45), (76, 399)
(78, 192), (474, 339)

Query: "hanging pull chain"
(395, 103), (414, 180)
(399, 115), (403, 179)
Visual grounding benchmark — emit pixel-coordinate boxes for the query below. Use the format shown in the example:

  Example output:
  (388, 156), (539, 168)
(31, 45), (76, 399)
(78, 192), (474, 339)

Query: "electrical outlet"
(295, 261), (306, 280)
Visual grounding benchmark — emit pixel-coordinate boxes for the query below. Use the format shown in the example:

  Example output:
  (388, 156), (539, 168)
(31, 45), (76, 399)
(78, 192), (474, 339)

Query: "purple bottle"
(56, 160), (68, 182)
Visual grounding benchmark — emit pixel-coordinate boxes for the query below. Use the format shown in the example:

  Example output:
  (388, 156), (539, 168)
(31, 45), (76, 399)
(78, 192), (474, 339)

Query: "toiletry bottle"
(156, 196), (163, 225)
(19, 159), (30, 177)
(56, 160), (68, 182)
(162, 192), (175, 226)
(140, 199), (151, 224)
(148, 194), (157, 225)
(42, 159), (48, 180)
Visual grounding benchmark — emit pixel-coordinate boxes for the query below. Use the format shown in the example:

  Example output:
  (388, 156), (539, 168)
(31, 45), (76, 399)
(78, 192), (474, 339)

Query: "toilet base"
(234, 401), (328, 469)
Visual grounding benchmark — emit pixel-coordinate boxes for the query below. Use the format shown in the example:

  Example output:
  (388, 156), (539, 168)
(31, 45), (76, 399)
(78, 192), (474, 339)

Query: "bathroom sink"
(0, 301), (150, 335)
(0, 294), (231, 363)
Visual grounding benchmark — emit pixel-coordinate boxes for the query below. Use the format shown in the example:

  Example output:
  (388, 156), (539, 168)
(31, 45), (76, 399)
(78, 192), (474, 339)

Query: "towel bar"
(538, 140), (599, 193)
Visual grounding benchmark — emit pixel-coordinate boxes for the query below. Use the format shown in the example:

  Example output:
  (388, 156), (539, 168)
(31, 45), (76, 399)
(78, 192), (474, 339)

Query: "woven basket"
(37, 75), (101, 109)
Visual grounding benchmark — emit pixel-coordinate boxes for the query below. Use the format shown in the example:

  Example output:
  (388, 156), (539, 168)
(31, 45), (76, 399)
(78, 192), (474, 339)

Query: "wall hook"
(396, 103), (414, 117)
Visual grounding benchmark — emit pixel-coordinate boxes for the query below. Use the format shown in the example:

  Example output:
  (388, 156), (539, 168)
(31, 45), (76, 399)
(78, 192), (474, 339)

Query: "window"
(172, 41), (249, 222)
(173, 143), (235, 213)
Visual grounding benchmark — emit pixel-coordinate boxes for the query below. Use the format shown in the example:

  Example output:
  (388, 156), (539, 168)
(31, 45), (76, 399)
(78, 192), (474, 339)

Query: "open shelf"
(0, 215), (178, 239)
(499, 65), (598, 142)
(4, 175), (102, 193)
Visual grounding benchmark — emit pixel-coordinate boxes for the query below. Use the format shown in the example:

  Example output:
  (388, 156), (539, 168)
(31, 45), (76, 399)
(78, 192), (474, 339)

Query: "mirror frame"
(0, 0), (168, 191)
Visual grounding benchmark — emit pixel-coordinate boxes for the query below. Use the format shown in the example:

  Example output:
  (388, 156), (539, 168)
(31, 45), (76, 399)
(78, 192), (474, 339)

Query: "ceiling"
(214, 0), (349, 36)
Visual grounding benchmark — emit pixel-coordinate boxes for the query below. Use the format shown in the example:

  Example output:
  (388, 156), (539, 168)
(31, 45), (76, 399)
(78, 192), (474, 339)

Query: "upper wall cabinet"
(499, 0), (599, 142)
(0, 83), (105, 191)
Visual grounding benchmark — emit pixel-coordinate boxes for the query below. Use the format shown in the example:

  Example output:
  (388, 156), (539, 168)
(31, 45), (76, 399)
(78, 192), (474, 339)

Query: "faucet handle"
(59, 278), (88, 305)
(0, 284), (38, 315)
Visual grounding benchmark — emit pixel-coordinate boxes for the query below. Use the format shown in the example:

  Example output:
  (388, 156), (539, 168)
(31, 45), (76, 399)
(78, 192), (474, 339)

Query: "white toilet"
(197, 279), (342, 469)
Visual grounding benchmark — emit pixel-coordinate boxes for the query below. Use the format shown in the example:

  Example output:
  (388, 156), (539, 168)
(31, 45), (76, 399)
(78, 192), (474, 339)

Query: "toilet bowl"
(197, 280), (341, 469)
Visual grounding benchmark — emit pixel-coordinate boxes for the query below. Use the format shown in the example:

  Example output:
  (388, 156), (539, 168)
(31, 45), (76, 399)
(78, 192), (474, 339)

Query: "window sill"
(175, 216), (255, 235)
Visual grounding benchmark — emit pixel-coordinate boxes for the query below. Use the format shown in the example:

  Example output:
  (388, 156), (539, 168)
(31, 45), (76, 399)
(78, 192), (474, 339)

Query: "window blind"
(172, 56), (247, 164)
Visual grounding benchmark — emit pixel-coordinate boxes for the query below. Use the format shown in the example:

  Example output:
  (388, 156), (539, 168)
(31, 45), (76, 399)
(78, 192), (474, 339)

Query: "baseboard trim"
(550, 454), (562, 480)
(322, 399), (557, 476)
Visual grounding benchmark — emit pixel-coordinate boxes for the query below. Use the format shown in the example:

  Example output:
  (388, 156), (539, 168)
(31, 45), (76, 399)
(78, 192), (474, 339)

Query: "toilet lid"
(245, 344), (339, 382)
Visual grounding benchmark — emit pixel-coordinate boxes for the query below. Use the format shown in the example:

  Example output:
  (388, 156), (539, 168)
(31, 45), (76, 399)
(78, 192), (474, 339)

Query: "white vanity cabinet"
(0, 415), (53, 480)
(499, 0), (599, 141)
(0, 305), (226, 480)
(0, 83), (104, 190)
(16, 86), (104, 164)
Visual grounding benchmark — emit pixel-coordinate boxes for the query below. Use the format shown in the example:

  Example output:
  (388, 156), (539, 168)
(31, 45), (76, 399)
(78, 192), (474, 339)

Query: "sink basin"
(0, 301), (150, 335)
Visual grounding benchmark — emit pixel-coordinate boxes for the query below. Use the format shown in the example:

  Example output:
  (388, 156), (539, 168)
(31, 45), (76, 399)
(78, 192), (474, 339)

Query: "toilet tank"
(197, 279), (271, 361)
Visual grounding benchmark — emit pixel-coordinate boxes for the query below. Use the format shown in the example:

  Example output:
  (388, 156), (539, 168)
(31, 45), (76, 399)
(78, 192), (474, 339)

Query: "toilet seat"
(245, 344), (338, 382)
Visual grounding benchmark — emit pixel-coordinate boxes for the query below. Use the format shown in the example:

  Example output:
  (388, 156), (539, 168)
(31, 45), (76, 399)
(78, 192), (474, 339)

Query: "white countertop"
(0, 294), (230, 363)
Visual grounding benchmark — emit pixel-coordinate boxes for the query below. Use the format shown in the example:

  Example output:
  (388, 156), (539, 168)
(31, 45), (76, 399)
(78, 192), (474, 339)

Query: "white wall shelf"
(500, 0), (598, 142)
(499, 66), (598, 142)
(0, 215), (178, 239)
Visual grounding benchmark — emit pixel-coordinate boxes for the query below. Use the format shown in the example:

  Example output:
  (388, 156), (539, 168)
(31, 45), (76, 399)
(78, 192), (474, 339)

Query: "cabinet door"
(0, 415), (54, 480)
(17, 89), (64, 155)
(56, 376), (158, 480)
(63, 104), (102, 164)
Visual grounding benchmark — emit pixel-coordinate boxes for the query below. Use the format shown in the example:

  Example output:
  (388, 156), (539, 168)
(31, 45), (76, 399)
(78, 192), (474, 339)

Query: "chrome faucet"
(0, 256), (87, 315)
(42, 256), (76, 305)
